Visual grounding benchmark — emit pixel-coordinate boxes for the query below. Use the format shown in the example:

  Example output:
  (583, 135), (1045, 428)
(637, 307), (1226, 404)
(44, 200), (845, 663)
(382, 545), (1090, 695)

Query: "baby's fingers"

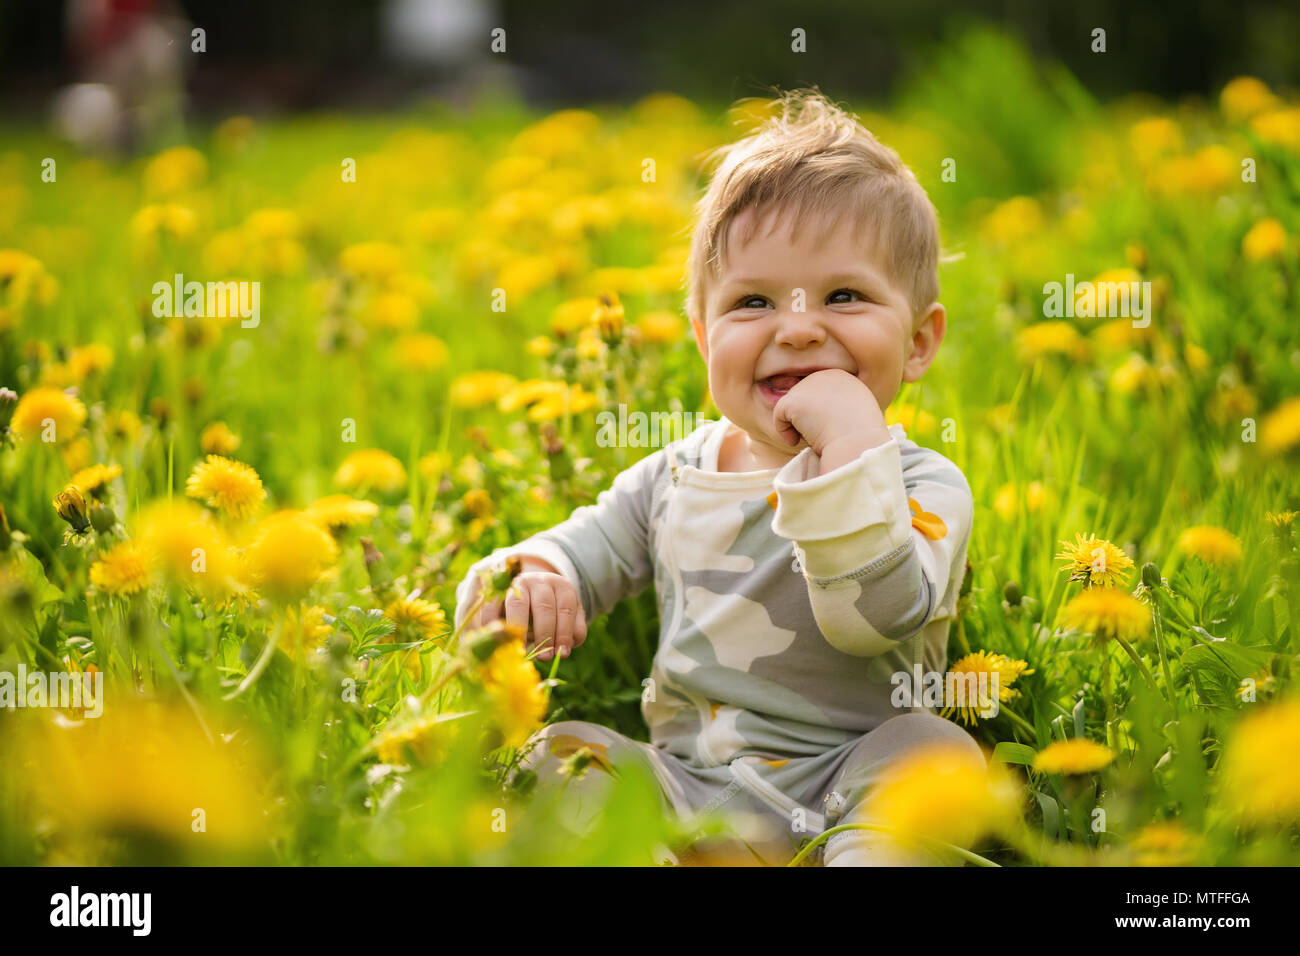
(529, 580), (559, 660)
(550, 585), (583, 659)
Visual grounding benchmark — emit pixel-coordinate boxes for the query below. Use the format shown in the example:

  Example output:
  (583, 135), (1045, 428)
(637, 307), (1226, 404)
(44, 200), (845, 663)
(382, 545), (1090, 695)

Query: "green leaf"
(1033, 790), (1061, 840)
(993, 741), (1038, 766)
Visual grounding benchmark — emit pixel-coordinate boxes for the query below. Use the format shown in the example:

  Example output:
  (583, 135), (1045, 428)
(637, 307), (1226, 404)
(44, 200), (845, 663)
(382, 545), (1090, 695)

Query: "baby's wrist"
(817, 425), (892, 475)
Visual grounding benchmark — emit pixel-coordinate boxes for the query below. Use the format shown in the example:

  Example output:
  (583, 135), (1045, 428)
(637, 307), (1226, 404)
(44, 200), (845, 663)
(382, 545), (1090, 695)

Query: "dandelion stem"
(1148, 599), (1179, 715)
(223, 615), (283, 701)
(1001, 706), (1039, 740)
(1112, 635), (1162, 696)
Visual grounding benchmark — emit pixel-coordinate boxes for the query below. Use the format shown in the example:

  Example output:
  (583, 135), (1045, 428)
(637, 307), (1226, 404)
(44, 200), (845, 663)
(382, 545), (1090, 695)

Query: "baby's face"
(691, 205), (941, 465)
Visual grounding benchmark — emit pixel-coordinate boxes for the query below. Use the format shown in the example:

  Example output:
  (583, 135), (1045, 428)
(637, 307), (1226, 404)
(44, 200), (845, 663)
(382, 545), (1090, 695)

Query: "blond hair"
(684, 88), (940, 325)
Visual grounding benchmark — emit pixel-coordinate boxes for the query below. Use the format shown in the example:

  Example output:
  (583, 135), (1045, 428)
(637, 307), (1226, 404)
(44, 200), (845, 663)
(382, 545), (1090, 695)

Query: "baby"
(454, 89), (985, 866)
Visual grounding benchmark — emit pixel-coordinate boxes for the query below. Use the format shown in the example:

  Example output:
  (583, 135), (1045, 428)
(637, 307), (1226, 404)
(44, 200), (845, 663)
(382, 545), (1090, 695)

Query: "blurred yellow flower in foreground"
(1218, 696), (1300, 826)
(339, 241), (404, 281)
(374, 713), (460, 766)
(306, 494), (379, 535)
(637, 310), (685, 345)
(1033, 738), (1114, 774)
(334, 448), (407, 495)
(7, 700), (271, 854)
(186, 454), (267, 519)
(1129, 820), (1201, 866)
(482, 638), (548, 750)
(89, 540), (153, 596)
(393, 333), (449, 372)
(11, 386), (86, 443)
(246, 510), (339, 603)
(279, 604), (334, 661)
(135, 500), (245, 600)
(1242, 218), (1287, 261)
(1061, 587), (1151, 644)
(1129, 117), (1182, 161)
(1251, 108), (1300, 152)
(1176, 525), (1243, 567)
(858, 742), (1018, 849)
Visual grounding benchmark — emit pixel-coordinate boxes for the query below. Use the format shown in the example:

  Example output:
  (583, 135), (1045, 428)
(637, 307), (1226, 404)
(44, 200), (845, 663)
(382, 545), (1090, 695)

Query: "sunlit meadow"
(1, 29), (1299, 865)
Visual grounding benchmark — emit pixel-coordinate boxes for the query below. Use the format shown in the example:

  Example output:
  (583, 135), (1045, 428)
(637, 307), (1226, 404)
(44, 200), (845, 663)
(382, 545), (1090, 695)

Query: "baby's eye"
(737, 295), (770, 310)
(828, 288), (869, 304)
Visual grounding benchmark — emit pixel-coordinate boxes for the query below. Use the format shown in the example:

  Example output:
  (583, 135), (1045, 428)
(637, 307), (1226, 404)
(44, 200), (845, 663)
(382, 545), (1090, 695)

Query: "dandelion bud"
(490, 554), (522, 594)
(53, 485), (90, 534)
(593, 291), (624, 346)
(559, 746), (598, 780)
(540, 422), (572, 482)
(89, 500), (117, 535)
(0, 386), (16, 429)
(360, 536), (394, 592)
(461, 618), (523, 663)
(1002, 580), (1023, 606)
(1141, 562), (1162, 590)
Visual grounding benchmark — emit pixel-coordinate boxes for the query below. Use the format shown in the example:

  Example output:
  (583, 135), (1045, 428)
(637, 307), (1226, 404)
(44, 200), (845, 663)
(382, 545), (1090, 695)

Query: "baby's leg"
(508, 720), (681, 841)
(817, 712), (987, 867)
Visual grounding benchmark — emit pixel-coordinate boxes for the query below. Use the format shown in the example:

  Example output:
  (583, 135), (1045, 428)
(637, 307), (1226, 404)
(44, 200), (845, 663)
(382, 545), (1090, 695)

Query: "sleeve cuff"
(769, 437), (911, 578)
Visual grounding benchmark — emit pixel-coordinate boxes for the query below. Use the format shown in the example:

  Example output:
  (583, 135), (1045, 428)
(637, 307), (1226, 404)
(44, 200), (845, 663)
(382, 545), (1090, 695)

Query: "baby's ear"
(902, 302), (946, 383)
(690, 314), (709, 362)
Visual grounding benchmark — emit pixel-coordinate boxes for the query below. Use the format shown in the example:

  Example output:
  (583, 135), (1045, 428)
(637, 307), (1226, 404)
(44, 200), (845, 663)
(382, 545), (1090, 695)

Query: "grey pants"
(510, 711), (987, 866)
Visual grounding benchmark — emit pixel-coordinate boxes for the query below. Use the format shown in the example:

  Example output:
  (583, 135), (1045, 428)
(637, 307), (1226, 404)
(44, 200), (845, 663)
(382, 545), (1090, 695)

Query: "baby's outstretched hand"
(472, 564), (587, 662)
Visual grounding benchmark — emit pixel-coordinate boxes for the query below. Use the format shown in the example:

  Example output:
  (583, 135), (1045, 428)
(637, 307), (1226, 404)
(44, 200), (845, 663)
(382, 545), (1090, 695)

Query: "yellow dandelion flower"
(885, 403), (936, 435)
(334, 448), (407, 495)
(980, 196), (1044, 245)
(1218, 697), (1300, 826)
(575, 325), (606, 361)
(185, 454), (267, 518)
(939, 650), (1034, 725)
(1109, 353), (1160, 396)
(10, 699), (272, 851)
(418, 450), (452, 483)
(527, 384), (599, 422)
(992, 481), (1050, 521)
(550, 297), (601, 336)
(482, 638), (548, 750)
(243, 207), (301, 241)
(1015, 322), (1089, 363)
(1056, 532), (1136, 588)
(1129, 117), (1183, 161)
(10, 386), (86, 443)
(374, 714), (459, 766)
(246, 510), (339, 603)
(1220, 77), (1281, 123)
(66, 343), (113, 380)
(339, 241), (404, 281)
(364, 291), (418, 330)
(449, 370), (518, 408)
(143, 146), (207, 197)
(1184, 342), (1211, 373)
(1130, 820), (1200, 867)
(497, 378), (567, 414)
(52, 485), (90, 534)
(525, 335), (555, 358)
(637, 310), (685, 345)
(279, 605), (333, 662)
(1242, 219), (1287, 262)
(135, 500), (244, 600)
(1176, 525), (1243, 568)
(305, 494), (379, 535)
(60, 434), (93, 472)
(1033, 738), (1114, 774)
(1259, 397), (1300, 456)
(70, 463), (122, 499)
(461, 488), (494, 519)
(89, 541), (153, 596)
(1061, 587), (1151, 644)
(858, 742), (1019, 850)
(393, 333), (449, 372)
(200, 421), (241, 456)
(1265, 510), (1297, 528)
(386, 596), (447, 641)
(1251, 108), (1300, 152)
